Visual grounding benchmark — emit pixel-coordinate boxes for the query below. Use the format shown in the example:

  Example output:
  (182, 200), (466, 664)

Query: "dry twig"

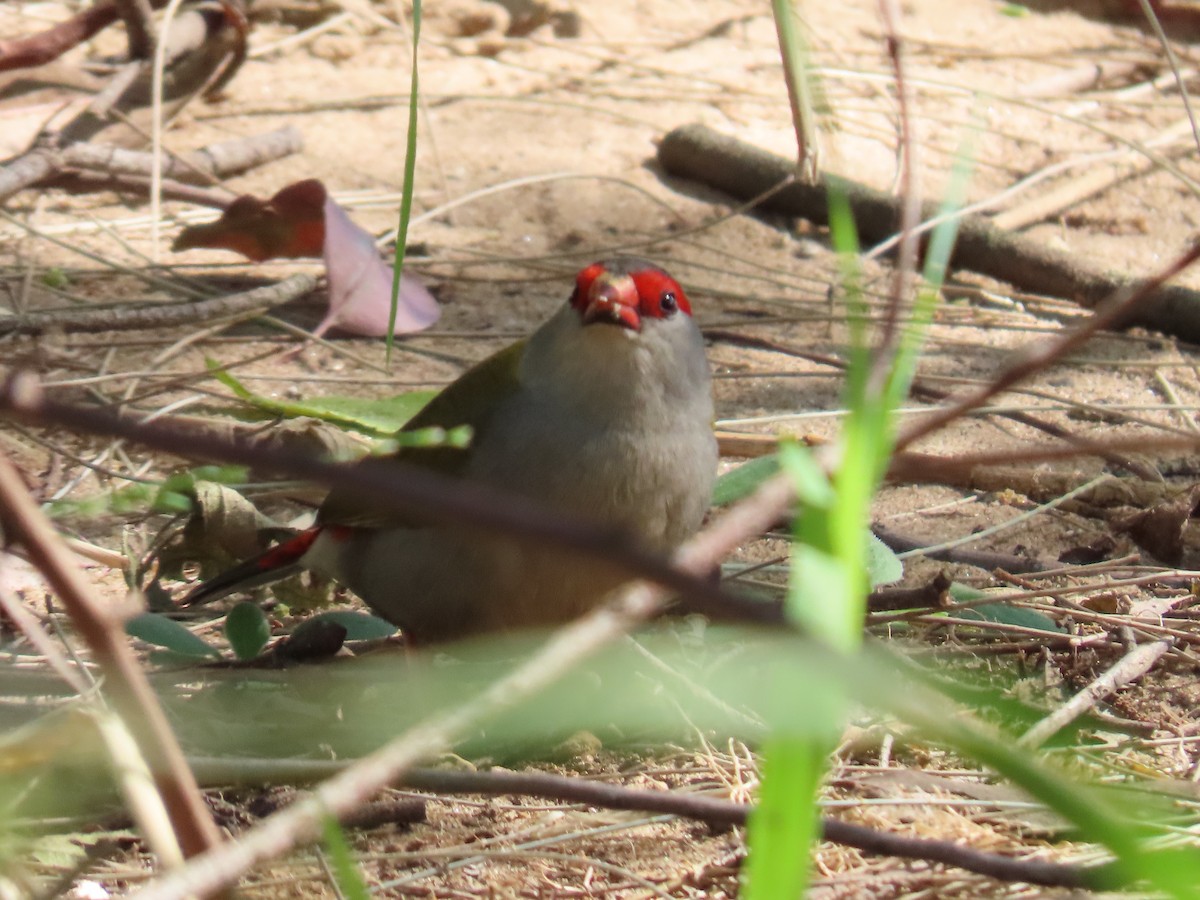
(1019, 640), (1172, 748)
(894, 239), (1200, 452)
(184, 757), (1115, 890)
(0, 273), (316, 336)
(706, 328), (1161, 480)
(0, 127), (302, 205)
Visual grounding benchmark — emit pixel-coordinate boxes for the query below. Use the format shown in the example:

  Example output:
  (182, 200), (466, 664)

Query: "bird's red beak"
(581, 272), (641, 331)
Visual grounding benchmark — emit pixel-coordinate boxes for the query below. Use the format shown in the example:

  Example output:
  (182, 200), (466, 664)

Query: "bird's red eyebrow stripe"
(630, 269), (692, 317)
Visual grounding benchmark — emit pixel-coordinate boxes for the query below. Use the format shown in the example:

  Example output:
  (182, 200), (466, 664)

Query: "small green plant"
(127, 607), (394, 661)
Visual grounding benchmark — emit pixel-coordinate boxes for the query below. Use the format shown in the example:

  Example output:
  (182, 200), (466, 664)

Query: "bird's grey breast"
(469, 386), (715, 549)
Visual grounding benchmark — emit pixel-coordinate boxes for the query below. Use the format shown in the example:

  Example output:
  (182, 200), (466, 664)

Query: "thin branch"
(0, 0), (147, 71)
(867, 571), (953, 611)
(0, 127), (302, 205)
(872, 524), (1054, 574)
(1134, 0), (1200, 153)
(887, 433), (1200, 479)
(93, 710), (185, 868)
(993, 118), (1196, 231)
(54, 170), (234, 208)
(707, 328), (1161, 480)
(869, 0), (920, 392)
(68, 127), (303, 185)
(0, 587), (93, 694)
(0, 273), (316, 337)
(1019, 640), (1172, 748)
(186, 758), (1116, 890)
(112, 0), (159, 59)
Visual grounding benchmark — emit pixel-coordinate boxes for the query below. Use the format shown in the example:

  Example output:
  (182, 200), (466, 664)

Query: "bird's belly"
(313, 421), (715, 642)
(321, 523), (629, 641)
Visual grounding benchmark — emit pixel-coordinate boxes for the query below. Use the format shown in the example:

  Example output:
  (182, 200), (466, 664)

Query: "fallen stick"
(186, 756), (1117, 890)
(0, 126), (303, 205)
(0, 273), (316, 336)
(658, 124), (1200, 342)
(65, 126), (303, 183)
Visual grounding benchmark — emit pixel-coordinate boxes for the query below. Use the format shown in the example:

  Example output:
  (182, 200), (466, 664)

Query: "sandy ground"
(6, 0), (1200, 895)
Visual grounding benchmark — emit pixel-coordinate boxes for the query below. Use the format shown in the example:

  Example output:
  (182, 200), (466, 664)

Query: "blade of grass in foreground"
(388, 0), (423, 361)
(744, 183), (878, 898)
(321, 814), (370, 900)
(743, 107), (968, 893)
(742, 736), (823, 897)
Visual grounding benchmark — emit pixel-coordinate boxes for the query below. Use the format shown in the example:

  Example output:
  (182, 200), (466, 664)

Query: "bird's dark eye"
(660, 291), (678, 315)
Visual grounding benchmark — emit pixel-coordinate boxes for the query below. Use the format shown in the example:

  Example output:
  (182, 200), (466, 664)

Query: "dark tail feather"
(181, 527), (322, 607)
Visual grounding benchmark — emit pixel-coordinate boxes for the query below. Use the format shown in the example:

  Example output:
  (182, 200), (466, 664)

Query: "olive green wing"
(318, 340), (526, 528)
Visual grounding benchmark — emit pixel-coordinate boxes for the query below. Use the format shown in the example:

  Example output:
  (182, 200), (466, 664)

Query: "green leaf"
(152, 490), (194, 514)
(321, 814), (371, 900)
(226, 601), (271, 660)
(188, 465), (250, 484)
(126, 613), (220, 658)
(151, 465), (252, 515)
(963, 603), (1064, 633)
(283, 393), (435, 435)
(308, 610), (398, 641)
(790, 542), (858, 649)
(866, 532), (903, 587)
(948, 583), (988, 602)
(948, 583), (1063, 633)
(712, 455), (780, 507)
(209, 361), (434, 436)
(46, 482), (156, 520)
(777, 442), (835, 508)
(743, 735), (825, 898)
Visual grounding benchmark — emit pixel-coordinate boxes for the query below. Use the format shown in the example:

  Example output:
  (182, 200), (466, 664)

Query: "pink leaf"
(315, 197), (439, 338)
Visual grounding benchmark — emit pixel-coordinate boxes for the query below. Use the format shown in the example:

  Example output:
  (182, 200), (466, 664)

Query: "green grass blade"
(388, 0), (423, 362)
(771, 0), (821, 177)
(321, 814), (371, 900)
(743, 736), (825, 898)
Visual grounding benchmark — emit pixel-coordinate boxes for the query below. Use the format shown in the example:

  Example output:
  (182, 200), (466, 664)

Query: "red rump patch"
(256, 526), (325, 570)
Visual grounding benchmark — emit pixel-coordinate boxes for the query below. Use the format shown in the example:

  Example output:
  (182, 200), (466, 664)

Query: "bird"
(184, 258), (718, 643)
